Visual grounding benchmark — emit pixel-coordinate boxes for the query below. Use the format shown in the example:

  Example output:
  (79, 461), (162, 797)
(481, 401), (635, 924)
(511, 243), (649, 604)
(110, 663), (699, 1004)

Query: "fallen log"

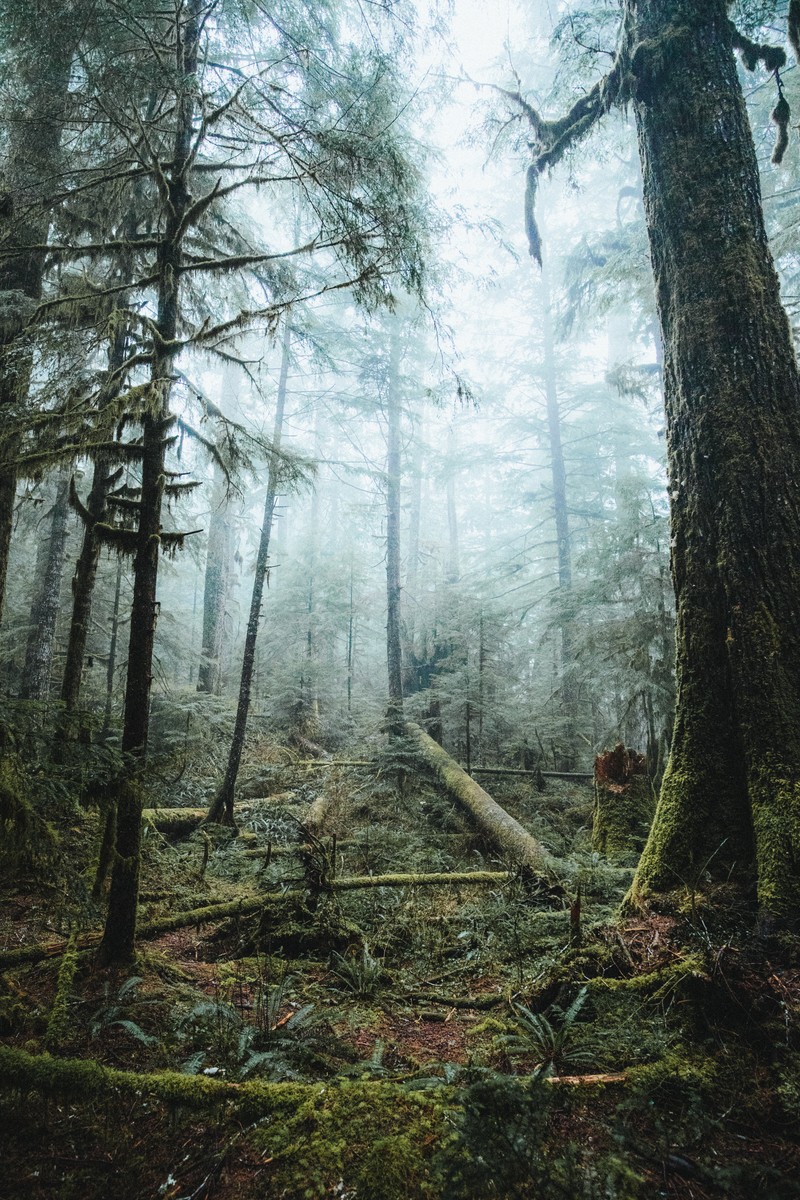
(0, 1045), (628, 1114)
(471, 767), (594, 783)
(142, 808), (208, 834)
(331, 871), (510, 890)
(0, 871), (516, 968)
(406, 723), (569, 886)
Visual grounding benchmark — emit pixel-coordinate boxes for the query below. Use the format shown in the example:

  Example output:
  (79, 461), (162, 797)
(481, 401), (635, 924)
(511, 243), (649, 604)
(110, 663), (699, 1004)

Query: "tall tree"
(206, 321), (291, 824)
(504, 0), (800, 922)
(385, 320), (405, 736)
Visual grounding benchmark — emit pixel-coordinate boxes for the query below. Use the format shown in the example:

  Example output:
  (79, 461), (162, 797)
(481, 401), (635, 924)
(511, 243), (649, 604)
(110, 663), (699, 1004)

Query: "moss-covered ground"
(1, 736), (799, 1198)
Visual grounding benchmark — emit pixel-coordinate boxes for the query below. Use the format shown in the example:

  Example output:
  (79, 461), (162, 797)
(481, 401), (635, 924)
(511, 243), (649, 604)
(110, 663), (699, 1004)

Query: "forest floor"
(1, 733), (800, 1198)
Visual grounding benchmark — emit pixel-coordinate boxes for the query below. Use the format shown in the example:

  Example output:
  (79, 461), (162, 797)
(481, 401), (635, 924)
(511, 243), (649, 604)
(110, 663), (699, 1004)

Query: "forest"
(1, 0), (800, 1195)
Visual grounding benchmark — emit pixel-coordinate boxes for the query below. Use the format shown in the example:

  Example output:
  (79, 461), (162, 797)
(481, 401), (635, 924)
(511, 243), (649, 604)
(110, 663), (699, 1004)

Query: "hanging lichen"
(772, 92), (791, 165)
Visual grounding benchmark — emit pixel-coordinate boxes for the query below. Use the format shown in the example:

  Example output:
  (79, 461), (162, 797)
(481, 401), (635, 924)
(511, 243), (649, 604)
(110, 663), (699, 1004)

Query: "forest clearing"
(2, 0), (800, 1197)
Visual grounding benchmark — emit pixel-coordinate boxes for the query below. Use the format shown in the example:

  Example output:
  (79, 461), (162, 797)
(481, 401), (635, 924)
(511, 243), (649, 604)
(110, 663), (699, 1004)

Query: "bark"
(407, 721), (568, 885)
(0, 21), (74, 623)
(626, 0), (800, 922)
(592, 744), (654, 862)
(206, 320), (291, 824)
(61, 459), (112, 712)
(196, 462), (232, 693)
(540, 252), (577, 770)
(385, 323), (405, 736)
(19, 470), (71, 701)
(98, 0), (201, 965)
(102, 557), (124, 733)
(61, 308), (132, 714)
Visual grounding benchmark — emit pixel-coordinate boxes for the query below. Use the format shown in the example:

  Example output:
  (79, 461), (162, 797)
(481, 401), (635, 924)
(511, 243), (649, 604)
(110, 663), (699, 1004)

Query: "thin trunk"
(346, 560), (354, 715)
(540, 251), (576, 770)
(197, 463), (232, 694)
(102, 557), (124, 734)
(626, 0), (800, 923)
(98, 0), (201, 965)
(445, 429), (460, 584)
(385, 323), (404, 736)
(19, 470), (71, 702)
(206, 321), (291, 824)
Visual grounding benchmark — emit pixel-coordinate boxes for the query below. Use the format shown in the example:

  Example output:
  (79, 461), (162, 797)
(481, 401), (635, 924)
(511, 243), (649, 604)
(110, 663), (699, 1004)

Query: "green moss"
(45, 933), (80, 1052)
(253, 1085), (447, 1199)
(592, 774), (654, 864)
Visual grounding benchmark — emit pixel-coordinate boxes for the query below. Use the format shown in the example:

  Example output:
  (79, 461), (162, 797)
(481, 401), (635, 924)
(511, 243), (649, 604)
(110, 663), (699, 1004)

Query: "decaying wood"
(471, 767), (593, 782)
(406, 722), (569, 886)
(289, 733), (332, 760)
(593, 744), (655, 861)
(0, 1046), (630, 1122)
(142, 808), (208, 834)
(330, 871), (509, 890)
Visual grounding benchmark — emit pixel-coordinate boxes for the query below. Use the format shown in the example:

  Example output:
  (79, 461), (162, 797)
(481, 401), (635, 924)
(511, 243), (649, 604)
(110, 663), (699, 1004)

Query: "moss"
(45, 933), (80, 1052)
(0, 752), (58, 872)
(747, 761), (800, 922)
(592, 750), (654, 864)
(251, 1080), (448, 1199)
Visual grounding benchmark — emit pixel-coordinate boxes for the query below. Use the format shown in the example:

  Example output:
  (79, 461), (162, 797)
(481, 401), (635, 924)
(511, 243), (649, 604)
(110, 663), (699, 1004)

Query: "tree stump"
(592, 744), (654, 863)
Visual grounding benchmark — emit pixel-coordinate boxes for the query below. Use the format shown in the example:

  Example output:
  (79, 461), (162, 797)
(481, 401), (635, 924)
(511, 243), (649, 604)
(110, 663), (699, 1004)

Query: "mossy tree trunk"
(97, 0), (201, 965)
(0, 20), (74, 624)
(627, 0), (800, 923)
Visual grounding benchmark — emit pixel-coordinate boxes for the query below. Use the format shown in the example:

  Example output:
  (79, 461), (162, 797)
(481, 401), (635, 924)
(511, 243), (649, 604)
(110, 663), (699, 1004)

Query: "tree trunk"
(445, 427), (460, 585)
(61, 305), (132, 715)
(19, 470), (71, 702)
(102, 557), (124, 734)
(540, 251), (577, 770)
(407, 722), (566, 885)
(197, 462), (232, 694)
(627, 0), (800, 923)
(98, 0), (201, 965)
(385, 322), (405, 736)
(0, 22), (74, 624)
(592, 743), (654, 863)
(206, 320), (291, 824)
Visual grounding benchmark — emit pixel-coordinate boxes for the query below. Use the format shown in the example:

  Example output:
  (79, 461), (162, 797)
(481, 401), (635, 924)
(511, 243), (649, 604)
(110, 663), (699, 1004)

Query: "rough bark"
(61, 307), (132, 715)
(206, 320), (291, 824)
(0, 20), (74, 623)
(98, 0), (201, 965)
(626, 0), (800, 922)
(19, 470), (71, 701)
(592, 744), (654, 862)
(407, 721), (568, 885)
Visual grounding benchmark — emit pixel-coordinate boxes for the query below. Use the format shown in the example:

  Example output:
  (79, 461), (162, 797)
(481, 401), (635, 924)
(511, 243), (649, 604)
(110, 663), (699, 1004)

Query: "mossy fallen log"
(0, 871), (516, 968)
(406, 723), (569, 886)
(400, 991), (506, 1010)
(0, 1045), (628, 1114)
(142, 808), (208, 834)
(592, 744), (655, 862)
(331, 871), (510, 890)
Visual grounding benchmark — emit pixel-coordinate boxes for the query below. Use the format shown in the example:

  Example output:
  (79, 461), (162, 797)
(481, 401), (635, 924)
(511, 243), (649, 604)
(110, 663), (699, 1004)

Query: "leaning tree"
(501, 0), (800, 923)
